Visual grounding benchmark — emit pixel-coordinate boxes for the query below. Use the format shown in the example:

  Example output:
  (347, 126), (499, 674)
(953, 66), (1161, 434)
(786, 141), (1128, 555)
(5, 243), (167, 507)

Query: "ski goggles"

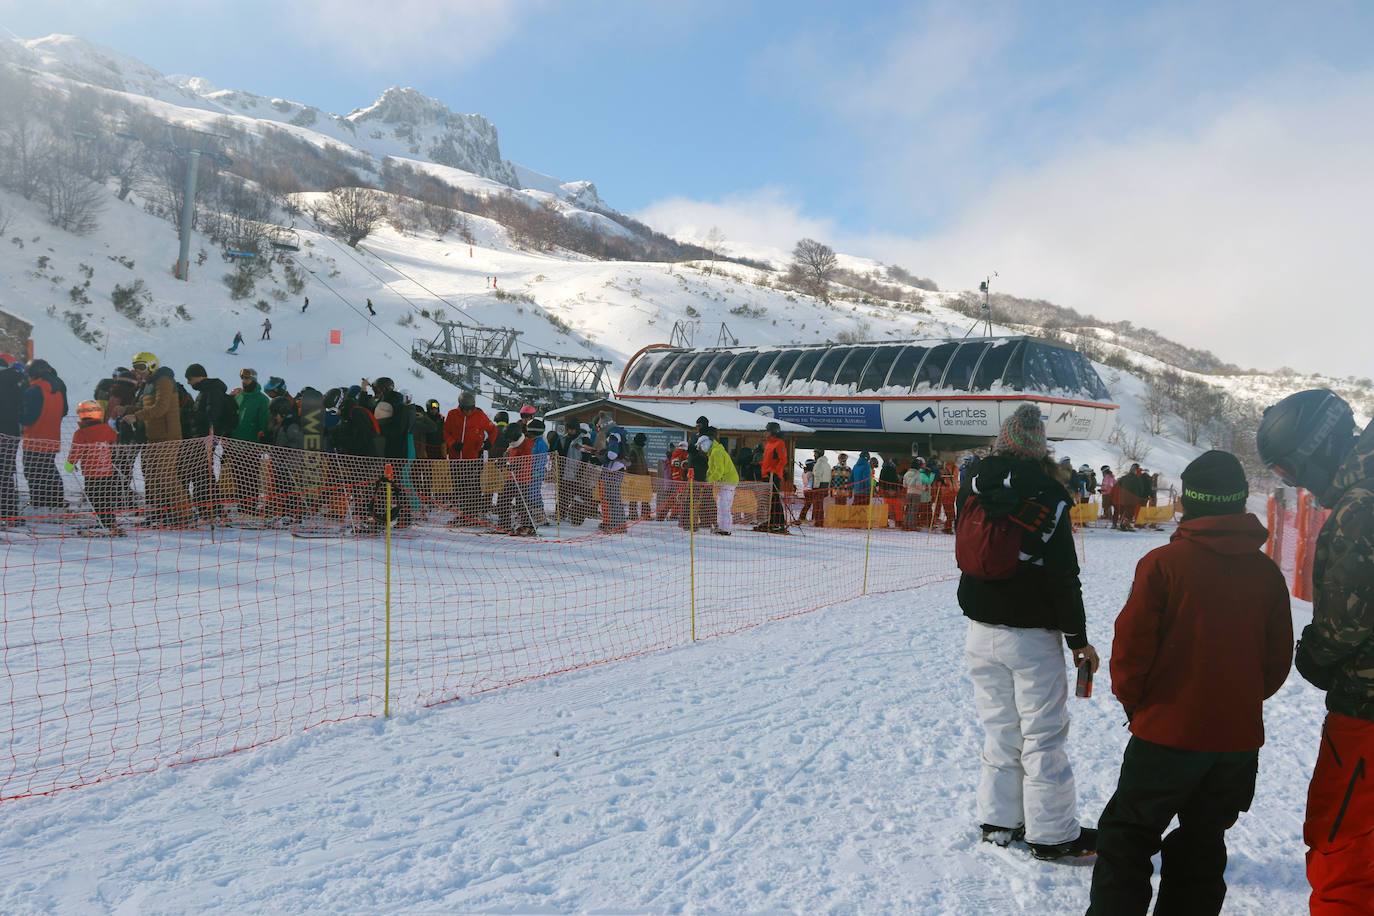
(131, 360), (151, 372)
(1266, 458), (1301, 488)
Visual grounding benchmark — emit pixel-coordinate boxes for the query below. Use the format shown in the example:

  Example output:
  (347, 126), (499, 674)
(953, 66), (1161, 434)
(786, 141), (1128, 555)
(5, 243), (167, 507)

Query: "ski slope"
(0, 526), (1320, 914)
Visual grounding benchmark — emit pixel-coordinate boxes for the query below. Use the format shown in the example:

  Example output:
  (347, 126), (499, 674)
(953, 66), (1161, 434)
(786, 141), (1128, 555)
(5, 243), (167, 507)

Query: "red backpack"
(955, 494), (1052, 581)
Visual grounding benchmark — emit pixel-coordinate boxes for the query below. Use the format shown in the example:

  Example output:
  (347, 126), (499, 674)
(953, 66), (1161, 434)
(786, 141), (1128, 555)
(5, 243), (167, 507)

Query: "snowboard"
(297, 386), (326, 519)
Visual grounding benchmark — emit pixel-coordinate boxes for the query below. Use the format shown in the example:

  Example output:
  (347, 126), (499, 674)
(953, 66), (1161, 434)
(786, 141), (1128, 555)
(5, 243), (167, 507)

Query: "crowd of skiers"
(4, 348), (1371, 909)
(955, 393), (1372, 914)
(2, 347), (1185, 540)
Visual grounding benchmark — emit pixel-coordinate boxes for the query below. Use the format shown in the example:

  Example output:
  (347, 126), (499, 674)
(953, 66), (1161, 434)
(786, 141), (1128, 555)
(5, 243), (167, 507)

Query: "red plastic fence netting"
(1, 433), (960, 802)
(1265, 488), (1327, 601)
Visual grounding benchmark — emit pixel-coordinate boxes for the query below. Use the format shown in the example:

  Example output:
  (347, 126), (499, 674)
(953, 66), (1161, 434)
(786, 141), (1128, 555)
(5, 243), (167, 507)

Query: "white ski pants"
(715, 484), (735, 533)
(966, 620), (1080, 845)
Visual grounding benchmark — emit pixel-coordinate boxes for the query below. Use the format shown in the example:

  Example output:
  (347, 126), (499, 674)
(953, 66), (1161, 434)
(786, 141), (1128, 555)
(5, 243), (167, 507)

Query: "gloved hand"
(1295, 639), (1336, 691)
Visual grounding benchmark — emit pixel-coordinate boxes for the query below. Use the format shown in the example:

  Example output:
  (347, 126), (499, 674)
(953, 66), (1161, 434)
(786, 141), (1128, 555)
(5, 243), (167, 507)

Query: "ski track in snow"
(0, 527), (1321, 914)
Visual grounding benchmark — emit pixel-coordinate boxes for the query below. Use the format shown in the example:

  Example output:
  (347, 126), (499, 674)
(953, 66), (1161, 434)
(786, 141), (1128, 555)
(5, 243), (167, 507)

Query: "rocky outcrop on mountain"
(346, 88), (520, 188)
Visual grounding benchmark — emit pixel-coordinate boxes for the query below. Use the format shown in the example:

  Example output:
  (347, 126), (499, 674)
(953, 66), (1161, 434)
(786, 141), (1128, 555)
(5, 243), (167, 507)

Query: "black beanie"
(1180, 450), (1248, 518)
(185, 363), (207, 379)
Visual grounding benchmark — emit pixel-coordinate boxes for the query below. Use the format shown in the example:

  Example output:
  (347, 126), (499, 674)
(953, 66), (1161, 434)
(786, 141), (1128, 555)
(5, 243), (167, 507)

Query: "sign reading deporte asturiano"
(740, 402), (883, 430)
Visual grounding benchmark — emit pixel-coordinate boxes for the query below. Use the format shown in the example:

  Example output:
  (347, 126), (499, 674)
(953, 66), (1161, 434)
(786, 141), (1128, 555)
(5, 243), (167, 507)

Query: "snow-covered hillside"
(2, 29), (1364, 494)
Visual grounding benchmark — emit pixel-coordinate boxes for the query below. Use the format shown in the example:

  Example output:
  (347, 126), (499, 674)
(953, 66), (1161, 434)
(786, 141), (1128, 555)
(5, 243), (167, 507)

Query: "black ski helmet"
(1256, 388), (1356, 499)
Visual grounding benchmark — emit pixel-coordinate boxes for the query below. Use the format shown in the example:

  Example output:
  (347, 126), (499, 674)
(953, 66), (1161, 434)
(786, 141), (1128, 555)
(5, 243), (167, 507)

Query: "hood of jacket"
(1169, 512), (1269, 556)
(1323, 417), (1374, 507)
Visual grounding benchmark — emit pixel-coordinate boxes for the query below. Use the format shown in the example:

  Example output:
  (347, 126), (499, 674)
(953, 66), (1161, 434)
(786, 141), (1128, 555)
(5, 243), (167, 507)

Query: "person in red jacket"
(20, 358), (70, 510)
(443, 390), (498, 525)
(66, 400), (124, 535)
(657, 441), (690, 521)
(754, 422), (789, 533)
(494, 421), (536, 534)
(1086, 450), (1293, 915)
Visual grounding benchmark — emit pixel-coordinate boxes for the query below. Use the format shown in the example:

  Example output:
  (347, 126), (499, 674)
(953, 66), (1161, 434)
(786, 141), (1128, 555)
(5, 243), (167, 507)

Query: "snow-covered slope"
(3, 29), (1364, 496)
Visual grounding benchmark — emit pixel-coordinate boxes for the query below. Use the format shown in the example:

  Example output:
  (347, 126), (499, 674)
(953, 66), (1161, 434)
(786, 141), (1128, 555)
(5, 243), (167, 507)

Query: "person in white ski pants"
(966, 621), (1079, 845)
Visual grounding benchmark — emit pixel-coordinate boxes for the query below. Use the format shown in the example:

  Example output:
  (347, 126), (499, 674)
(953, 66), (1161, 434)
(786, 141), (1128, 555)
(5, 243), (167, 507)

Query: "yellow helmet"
(132, 351), (159, 372)
(76, 400), (105, 421)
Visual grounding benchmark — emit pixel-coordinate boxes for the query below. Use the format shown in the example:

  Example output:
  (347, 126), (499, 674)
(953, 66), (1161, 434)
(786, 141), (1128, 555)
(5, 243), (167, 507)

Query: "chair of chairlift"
(269, 227), (301, 252)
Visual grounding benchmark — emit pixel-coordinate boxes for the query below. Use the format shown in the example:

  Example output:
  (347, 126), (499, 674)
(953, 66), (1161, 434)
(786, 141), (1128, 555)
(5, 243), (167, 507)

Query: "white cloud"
(282, 0), (545, 72)
(634, 188), (836, 265)
(868, 67), (1374, 376)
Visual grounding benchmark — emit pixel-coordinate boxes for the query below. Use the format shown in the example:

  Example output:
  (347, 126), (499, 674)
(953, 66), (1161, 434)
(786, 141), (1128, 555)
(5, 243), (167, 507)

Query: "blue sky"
(3, 1), (1374, 376)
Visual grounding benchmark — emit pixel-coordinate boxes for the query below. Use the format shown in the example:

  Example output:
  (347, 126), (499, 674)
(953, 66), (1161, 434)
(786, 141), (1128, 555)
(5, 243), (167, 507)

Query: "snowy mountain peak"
(346, 87), (519, 187)
(19, 33), (168, 95)
(165, 74), (221, 96)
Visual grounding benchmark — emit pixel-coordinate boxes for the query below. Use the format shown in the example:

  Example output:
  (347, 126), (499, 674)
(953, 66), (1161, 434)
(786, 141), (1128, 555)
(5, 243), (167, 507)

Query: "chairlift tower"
(410, 319), (613, 410)
(165, 127), (232, 280)
(963, 271), (998, 338)
(669, 319), (696, 348)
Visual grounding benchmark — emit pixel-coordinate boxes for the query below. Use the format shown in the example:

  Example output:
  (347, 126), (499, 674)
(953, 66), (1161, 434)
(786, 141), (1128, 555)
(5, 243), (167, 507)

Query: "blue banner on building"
(740, 401), (884, 431)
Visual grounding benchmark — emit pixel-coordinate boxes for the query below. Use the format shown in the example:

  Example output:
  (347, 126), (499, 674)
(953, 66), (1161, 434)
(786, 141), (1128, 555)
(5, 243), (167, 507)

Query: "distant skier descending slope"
(227, 331), (245, 354)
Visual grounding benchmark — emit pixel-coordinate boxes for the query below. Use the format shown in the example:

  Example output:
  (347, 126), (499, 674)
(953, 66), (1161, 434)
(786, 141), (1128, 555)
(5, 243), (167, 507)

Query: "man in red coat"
(1086, 451), (1292, 915)
(755, 422), (788, 533)
(443, 390), (497, 525)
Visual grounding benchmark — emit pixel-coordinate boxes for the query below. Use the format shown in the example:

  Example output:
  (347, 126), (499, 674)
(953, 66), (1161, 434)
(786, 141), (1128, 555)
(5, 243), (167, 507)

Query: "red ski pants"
(1305, 712), (1374, 914)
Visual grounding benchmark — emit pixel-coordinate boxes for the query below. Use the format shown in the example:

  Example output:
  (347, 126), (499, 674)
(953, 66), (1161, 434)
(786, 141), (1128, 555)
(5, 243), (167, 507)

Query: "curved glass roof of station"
(619, 336), (1112, 402)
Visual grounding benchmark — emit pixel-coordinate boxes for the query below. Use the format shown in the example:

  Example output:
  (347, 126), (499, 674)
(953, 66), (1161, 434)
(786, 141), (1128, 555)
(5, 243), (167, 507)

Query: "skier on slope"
(227, 331), (245, 354)
(1257, 389), (1374, 913)
(260, 319), (271, 341)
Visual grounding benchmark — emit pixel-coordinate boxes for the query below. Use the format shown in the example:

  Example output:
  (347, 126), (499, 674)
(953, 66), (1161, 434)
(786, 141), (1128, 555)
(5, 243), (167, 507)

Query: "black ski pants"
(1086, 736), (1257, 916)
(0, 435), (18, 517)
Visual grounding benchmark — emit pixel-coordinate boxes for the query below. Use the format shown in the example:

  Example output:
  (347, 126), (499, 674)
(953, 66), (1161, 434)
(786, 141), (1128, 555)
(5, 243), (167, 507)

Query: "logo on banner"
(741, 401), (882, 430)
(905, 407), (937, 422)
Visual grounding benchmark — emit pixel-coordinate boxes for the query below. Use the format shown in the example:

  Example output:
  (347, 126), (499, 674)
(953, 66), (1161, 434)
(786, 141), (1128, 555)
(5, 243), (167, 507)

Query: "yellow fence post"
(384, 466), (393, 719)
(689, 473), (697, 642)
(862, 496), (873, 596)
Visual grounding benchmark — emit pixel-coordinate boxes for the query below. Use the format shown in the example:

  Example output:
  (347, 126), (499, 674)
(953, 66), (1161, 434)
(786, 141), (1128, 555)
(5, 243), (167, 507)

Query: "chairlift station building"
(615, 335), (1118, 452)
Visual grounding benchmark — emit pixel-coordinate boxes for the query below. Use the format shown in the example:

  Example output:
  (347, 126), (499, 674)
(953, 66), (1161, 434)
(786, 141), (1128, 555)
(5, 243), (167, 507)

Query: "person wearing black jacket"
(0, 355), (25, 519)
(682, 421), (711, 530)
(371, 377), (410, 460)
(185, 363), (231, 520)
(956, 403), (1100, 861)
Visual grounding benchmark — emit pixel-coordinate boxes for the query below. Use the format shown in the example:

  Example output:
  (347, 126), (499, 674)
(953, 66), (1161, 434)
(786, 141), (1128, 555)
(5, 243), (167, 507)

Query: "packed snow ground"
(0, 526), (1321, 914)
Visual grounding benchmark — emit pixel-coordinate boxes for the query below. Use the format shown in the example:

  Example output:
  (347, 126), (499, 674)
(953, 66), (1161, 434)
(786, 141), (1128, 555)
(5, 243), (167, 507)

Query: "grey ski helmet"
(1256, 388), (1357, 501)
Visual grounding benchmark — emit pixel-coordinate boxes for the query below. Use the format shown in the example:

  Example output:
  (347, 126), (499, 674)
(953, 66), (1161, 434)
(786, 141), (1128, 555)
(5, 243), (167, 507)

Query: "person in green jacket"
(227, 367), (271, 513)
(702, 427), (739, 536)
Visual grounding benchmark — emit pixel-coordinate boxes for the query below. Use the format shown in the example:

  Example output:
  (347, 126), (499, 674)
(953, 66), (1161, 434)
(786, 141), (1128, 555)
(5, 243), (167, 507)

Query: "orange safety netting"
(1265, 488), (1327, 601)
(0, 434), (958, 802)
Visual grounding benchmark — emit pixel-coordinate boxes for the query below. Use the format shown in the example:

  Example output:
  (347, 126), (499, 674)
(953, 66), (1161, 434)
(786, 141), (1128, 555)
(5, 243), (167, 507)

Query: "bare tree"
(1108, 424), (1153, 465)
(422, 201), (458, 237)
(0, 198), (11, 238)
(789, 238), (838, 301)
(40, 142), (106, 235)
(312, 186), (385, 247)
(1142, 377), (1172, 436)
(1175, 377), (1225, 446)
(202, 175), (273, 250)
(0, 96), (52, 201)
(704, 225), (726, 271)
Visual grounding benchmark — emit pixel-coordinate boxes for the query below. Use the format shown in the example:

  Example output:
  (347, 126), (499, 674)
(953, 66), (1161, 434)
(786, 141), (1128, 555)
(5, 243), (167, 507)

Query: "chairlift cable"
(353, 242), (483, 326)
(280, 251), (415, 362)
(315, 234), (445, 321)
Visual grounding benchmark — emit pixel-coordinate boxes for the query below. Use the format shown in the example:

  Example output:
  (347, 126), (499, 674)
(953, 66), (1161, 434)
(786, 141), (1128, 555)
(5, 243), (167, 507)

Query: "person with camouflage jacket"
(1258, 389), (1374, 914)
